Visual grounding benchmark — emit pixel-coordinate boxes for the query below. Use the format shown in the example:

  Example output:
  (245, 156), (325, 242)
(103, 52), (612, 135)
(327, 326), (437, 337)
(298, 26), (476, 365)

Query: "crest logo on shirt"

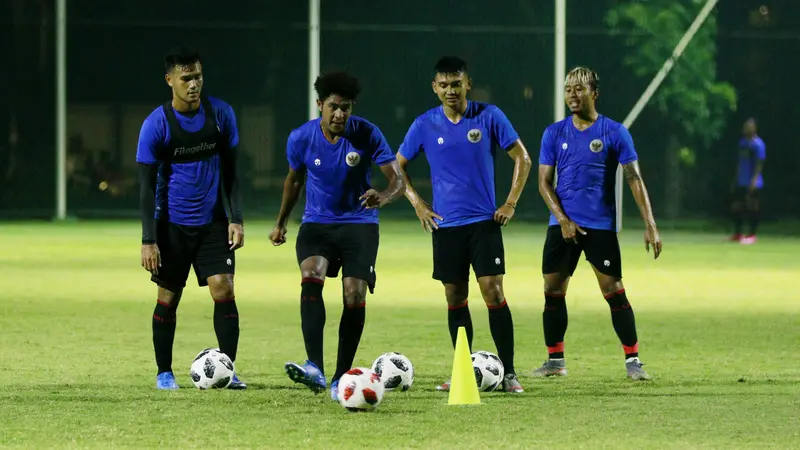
(314, 158), (321, 166)
(345, 151), (361, 167)
(589, 139), (604, 153)
(467, 129), (482, 143)
(437, 137), (444, 145)
(561, 143), (568, 150)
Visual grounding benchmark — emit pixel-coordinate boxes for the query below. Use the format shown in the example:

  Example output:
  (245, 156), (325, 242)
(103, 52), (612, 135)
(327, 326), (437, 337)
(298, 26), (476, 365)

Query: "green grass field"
(0, 220), (798, 449)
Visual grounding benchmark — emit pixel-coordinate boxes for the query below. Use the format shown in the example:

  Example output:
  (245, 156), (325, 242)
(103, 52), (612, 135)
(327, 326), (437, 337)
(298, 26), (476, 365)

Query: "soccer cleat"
(285, 360), (327, 393)
(227, 373), (247, 390)
(626, 357), (652, 381)
(740, 235), (757, 245)
(156, 371), (180, 390)
(435, 379), (451, 392)
(330, 380), (339, 402)
(502, 373), (524, 393)
(531, 359), (568, 377)
(728, 233), (742, 242)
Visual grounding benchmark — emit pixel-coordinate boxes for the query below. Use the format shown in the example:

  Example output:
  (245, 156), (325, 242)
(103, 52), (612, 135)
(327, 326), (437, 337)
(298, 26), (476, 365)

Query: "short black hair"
(434, 56), (468, 77)
(314, 72), (361, 101)
(164, 46), (201, 73)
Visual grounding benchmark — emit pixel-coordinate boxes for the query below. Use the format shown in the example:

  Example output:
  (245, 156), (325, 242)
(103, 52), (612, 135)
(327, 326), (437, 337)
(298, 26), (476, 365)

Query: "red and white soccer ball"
(336, 367), (385, 412)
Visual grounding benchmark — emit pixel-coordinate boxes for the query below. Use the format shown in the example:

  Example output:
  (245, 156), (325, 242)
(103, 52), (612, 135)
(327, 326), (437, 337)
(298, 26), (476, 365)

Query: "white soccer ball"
(371, 352), (414, 391)
(189, 348), (235, 390)
(471, 350), (504, 392)
(337, 367), (385, 412)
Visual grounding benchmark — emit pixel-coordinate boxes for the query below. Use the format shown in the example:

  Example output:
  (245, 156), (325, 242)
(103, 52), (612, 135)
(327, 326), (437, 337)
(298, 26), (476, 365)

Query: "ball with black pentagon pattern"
(371, 352), (414, 391)
(189, 348), (234, 390)
(471, 350), (504, 392)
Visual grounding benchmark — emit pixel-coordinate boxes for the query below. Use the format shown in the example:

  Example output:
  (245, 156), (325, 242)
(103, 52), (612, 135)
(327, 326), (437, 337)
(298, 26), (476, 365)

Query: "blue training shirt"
(398, 101), (520, 228)
(136, 96), (240, 227)
(539, 114), (638, 231)
(287, 116), (396, 224)
(736, 136), (766, 188)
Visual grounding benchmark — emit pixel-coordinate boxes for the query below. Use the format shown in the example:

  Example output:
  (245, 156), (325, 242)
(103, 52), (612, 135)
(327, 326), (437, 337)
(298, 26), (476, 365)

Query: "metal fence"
(1, 0), (797, 225)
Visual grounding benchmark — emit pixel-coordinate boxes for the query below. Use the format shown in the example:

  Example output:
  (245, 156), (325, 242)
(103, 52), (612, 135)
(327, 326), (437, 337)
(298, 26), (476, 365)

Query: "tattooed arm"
(622, 161), (662, 259)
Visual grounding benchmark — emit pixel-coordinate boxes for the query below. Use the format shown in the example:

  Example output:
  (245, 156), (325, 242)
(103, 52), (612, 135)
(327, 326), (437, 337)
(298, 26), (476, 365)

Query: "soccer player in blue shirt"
(729, 118), (766, 244)
(535, 67), (662, 381)
(269, 72), (405, 401)
(396, 57), (532, 394)
(137, 47), (247, 390)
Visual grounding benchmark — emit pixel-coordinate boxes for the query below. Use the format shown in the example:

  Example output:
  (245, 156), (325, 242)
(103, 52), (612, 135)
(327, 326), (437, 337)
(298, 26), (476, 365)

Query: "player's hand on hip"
(228, 223), (244, 250)
(360, 189), (387, 209)
(494, 203), (515, 226)
(268, 225), (287, 246)
(559, 219), (586, 244)
(413, 202), (443, 232)
(141, 244), (161, 275)
(644, 225), (662, 259)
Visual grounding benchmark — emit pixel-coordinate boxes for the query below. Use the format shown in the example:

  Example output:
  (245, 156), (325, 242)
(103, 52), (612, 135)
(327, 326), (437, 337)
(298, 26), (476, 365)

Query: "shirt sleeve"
(489, 106), (520, 151)
(398, 120), (423, 161)
(369, 124), (396, 166)
(754, 140), (766, 161)
(538, 126), (557, 166)
(139, 163), (158, 244)
(216, 102), (240, 149)
(286, 133), (305, 171)
(135, 113), (164, 164)
(615, 125), (639, 165)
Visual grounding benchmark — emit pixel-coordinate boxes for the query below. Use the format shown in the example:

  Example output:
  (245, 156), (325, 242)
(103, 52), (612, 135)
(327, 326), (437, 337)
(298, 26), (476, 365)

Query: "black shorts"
(432, 219), (505, 283)
(542, 225), (622, 278)
(152, 219), (235, 291)
(295, 222), (379, 294)
(732, 186), (759, 203)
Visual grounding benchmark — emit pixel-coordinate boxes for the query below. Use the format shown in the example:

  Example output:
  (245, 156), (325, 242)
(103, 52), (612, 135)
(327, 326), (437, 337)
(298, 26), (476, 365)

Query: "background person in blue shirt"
(729, 118), (766, 244)
(269, 72), (405, 401)
(137, 47), (246, 390)
(535, 66), (662, 381)
(396, 57), (533, 394)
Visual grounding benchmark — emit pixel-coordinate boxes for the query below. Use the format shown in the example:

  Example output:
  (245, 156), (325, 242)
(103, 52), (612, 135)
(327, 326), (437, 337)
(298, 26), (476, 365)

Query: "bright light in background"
(522, 86), (533, 100)
(750, 4), (772, 27)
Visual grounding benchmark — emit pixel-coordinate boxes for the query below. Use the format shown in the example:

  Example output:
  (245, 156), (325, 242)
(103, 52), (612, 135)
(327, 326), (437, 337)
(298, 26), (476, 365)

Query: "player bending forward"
(535, 66), (662, 381)
(137, 47), (246, 390)
(269, 72), (405, 401)
(396, 57), (532, 393)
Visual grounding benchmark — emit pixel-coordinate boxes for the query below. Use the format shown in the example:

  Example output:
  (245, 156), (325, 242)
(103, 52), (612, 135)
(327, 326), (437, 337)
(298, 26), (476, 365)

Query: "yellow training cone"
(447, 326), (481, 405)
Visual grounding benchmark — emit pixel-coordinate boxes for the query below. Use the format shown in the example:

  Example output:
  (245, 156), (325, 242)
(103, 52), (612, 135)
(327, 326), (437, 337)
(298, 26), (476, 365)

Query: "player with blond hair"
(534, 66), (662, 381)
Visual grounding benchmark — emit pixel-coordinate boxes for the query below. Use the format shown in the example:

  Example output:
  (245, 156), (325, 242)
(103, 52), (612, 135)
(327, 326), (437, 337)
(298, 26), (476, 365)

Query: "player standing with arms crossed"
(396, 57), (532, 393)
(269, 72), (405, 401)
(535, 67), (662, 381)
(138, 47), (246, 390)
